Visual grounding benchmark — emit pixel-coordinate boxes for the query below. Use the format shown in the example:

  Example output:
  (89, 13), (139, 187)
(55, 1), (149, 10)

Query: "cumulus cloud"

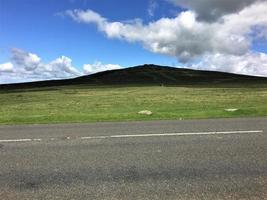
(66, 1), (267, 63)
(83, 61), (122, 74)
(0, 62), (14, 72)
(11, 48), (81, 77)
(47, 56), (81, 77)
(11, 48), (41, 71)
(0, 48), (123, 84)
(169, 0), (266, 22)
(190, 52), (267, 77)
(0, 49), (82, 84)
(66, 9), (106, 28)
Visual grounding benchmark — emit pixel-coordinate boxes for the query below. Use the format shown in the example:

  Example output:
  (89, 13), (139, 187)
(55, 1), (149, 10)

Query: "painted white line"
(81, 130), (263, 140)
(0, 130), (263, 143)
(81, 136), (112, 140)
(0, 139), (33, 143)
(0, 138), (43, 143)
(33, 138), (42, 142)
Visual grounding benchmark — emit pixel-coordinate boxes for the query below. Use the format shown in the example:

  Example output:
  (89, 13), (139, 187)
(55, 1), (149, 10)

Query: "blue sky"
(0, 0), (267, 83)
(0, 0), (179, 67)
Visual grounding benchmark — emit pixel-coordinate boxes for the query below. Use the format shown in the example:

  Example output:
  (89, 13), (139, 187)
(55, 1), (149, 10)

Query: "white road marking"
(0, 138), (41, 143)
(33, 138), (42, 142)
(80, 130), (263, 140)
(0, 130), (263, 143)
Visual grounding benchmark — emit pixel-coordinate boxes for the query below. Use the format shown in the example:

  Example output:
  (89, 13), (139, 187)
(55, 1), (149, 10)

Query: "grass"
(0, 84), (267, 125)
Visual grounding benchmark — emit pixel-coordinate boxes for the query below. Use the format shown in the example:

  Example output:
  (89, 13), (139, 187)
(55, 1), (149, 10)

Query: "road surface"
(0, 118), (267, 199)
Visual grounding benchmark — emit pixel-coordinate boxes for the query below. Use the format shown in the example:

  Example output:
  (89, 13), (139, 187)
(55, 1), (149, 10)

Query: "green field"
(0, 84), (267, 125)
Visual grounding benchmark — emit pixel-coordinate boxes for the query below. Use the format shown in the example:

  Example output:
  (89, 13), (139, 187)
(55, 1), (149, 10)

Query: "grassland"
(1, 84), (267, 125)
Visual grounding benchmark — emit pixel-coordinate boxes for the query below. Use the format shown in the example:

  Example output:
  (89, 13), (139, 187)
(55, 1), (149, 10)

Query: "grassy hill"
(1, 65), (267, 125)
(1, 64), (267, 90)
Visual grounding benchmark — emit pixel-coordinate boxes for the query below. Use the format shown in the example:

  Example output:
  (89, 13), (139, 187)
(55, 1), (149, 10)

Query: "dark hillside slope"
(78, 64), (267, 85)
(1, 64), (267, 90)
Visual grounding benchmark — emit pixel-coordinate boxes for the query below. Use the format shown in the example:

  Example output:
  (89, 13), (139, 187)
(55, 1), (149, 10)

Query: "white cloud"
(66, 1), (267, 63)
(66, 9), (106, 29)
(190, 52), (267, 77)
(0, 48), (123, 84)
(48, 56), (81, 77)
(0, 62), (13, 72)
(11, 48), (82, 78)
(11, 48), (41, 71)
(0, 49), (82, 84)
(83, 61), (122, 74)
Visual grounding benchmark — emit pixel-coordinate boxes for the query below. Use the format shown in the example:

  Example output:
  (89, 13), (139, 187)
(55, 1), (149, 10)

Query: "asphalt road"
(0, 118), (267, 200)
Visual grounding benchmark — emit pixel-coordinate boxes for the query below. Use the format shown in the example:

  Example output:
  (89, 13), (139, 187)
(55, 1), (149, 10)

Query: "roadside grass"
(0, 84), (267, 125)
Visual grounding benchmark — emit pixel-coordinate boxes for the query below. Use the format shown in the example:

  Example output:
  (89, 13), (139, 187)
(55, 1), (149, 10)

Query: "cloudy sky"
(1, 0), (267, 84)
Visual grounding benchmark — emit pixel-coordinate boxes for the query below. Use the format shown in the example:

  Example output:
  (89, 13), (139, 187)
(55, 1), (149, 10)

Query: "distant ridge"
(1, 64), (267, 89)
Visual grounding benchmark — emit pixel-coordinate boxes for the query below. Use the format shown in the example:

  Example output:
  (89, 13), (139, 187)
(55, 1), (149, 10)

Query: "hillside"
(1, 64), (267, 124)
(1, 64), (267, 89)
